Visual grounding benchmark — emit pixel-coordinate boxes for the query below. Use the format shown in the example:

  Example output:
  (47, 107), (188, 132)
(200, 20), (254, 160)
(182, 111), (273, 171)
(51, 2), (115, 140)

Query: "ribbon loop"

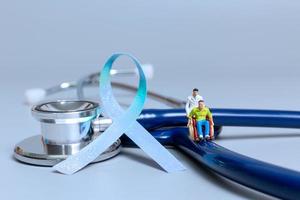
(53, 53), (186, 174)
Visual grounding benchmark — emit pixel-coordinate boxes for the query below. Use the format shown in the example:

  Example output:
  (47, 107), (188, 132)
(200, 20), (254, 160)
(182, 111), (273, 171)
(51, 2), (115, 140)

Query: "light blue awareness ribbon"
(53, 53), (186, 174)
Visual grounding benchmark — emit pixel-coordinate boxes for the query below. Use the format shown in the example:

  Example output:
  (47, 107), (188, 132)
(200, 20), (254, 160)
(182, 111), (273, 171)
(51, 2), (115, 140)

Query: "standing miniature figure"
(186, 88), (203, 141)
(185, 88), (203, 115)
(188, 100), (214, 141)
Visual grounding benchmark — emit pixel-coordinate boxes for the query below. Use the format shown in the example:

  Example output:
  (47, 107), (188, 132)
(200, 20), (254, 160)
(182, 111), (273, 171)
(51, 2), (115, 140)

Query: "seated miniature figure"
(185, 88), (203, 140)
(188, 100), (214, 141)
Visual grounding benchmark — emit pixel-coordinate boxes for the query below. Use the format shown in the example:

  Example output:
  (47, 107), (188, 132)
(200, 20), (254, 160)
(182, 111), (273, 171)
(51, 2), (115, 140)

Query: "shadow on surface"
(120, 149), (164, 171)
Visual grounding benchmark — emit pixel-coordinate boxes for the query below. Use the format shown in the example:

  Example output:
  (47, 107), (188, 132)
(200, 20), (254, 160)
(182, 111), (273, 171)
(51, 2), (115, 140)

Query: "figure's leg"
(196, 121), (204, 139)
(204, 120), (210, 139)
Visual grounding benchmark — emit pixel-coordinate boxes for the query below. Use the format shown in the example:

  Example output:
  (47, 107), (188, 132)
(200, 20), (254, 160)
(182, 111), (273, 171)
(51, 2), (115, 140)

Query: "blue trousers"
(196, 120), (210, 137)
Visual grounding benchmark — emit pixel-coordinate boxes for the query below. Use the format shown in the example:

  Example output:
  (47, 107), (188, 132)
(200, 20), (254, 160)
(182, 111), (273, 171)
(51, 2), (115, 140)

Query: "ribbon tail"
(126, 122), (186, 172)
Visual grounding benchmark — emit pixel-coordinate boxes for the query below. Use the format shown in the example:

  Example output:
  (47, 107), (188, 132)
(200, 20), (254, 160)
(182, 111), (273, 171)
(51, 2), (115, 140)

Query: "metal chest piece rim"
(14, 135), (121, 166)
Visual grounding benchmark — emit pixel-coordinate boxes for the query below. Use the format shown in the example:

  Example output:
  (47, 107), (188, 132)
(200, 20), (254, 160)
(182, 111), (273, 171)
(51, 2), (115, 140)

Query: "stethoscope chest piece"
(14, 100), (121, 166)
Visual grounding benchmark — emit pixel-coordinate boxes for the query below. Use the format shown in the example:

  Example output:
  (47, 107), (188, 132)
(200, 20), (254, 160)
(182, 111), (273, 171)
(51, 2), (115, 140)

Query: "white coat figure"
(185, 88), (203, 116)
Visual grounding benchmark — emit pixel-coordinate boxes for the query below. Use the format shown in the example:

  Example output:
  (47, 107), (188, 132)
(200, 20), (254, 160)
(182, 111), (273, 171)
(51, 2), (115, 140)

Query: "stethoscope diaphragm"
(14, 100), (121, 166)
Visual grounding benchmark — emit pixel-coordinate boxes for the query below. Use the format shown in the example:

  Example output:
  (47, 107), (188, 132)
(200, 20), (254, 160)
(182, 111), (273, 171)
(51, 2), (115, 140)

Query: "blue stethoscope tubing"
(121, 108), (300, 200)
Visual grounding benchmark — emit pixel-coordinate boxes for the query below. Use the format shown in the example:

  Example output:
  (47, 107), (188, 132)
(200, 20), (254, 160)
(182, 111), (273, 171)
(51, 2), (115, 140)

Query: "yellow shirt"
(189, 107), (212, 121)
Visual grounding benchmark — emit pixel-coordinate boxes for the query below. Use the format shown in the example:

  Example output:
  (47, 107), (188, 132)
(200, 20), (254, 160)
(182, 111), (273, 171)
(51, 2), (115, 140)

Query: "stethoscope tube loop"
(130, 108), (300, 199)
(174, 128), (300, 200)
(124, 127), (300, 200)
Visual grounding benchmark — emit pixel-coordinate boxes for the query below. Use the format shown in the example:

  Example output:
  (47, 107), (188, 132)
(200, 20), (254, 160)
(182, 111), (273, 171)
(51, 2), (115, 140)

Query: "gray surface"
(1, 0), (300, 199)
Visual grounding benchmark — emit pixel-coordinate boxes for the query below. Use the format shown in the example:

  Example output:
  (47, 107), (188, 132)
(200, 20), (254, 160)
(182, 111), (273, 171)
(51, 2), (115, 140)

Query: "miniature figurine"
(186, 88), (203, 140)
(188, 100), (214, 141)
(185, 88), (203, 115)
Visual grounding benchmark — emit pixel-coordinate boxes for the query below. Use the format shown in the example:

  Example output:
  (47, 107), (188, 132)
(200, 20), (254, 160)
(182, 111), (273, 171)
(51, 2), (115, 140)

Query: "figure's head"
(192, 88), (199, 97)
(198, 100), (205, 109)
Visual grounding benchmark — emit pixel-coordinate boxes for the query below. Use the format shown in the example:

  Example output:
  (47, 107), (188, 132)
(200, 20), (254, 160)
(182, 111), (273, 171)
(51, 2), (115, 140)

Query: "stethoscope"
(15, 55), (300, 200)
